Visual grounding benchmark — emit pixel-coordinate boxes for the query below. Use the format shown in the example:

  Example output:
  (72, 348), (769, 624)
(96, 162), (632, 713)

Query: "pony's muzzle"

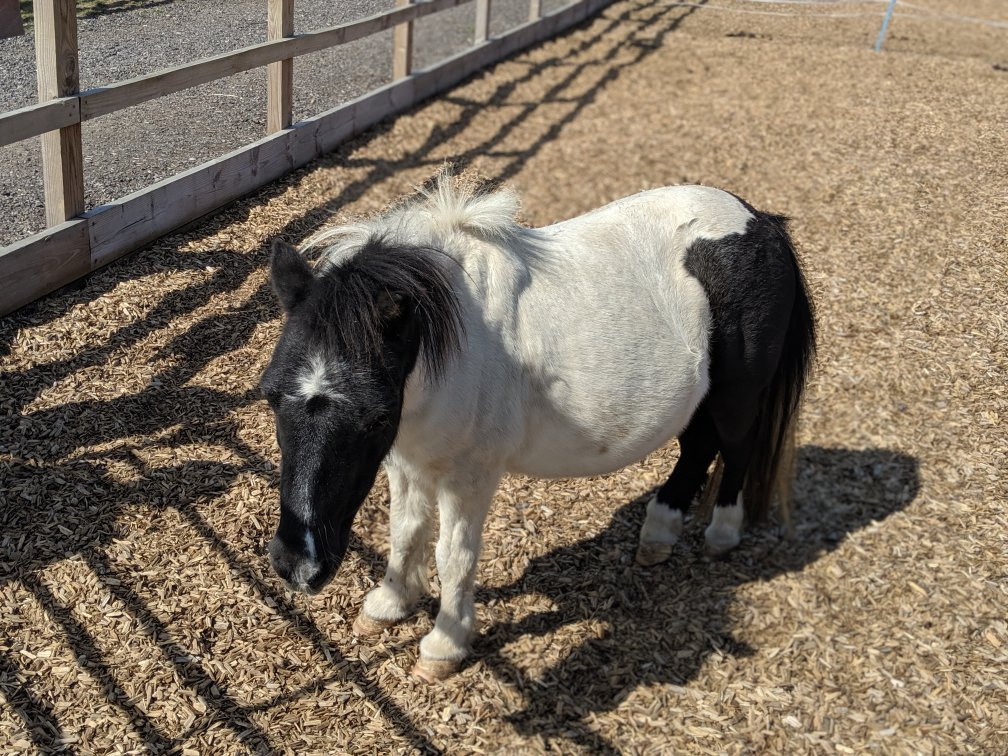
(268, 534), (328, 594)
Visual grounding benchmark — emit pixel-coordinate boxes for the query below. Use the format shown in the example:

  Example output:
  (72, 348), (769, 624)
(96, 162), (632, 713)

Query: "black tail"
(743, 215), (817, 523)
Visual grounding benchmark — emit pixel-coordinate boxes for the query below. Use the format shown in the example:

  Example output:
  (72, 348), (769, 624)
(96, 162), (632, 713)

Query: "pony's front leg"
(355, 463), (434, 637)
(412, 467), (501, 683)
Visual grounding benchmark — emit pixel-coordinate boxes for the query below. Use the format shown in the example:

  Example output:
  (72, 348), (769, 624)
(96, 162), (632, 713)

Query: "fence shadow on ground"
(0, 0), (707, 357)
(469, 445), (920, 752)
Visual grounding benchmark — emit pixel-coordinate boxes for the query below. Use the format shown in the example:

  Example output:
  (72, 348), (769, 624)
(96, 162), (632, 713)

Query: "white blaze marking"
(297, 352), (333, 399)
(303, 529), (317, 560)
(295, 352), (351, 404)
(287, 472), (317, 524)
(286, 352), (351, 524)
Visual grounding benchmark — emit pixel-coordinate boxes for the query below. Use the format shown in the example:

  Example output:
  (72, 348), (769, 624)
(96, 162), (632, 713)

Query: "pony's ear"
(376, 290), (417, 346)
(270, 240), (313, 312)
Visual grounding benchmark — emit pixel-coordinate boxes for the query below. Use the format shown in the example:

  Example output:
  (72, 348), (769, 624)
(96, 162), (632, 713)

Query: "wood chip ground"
(2, 1), (1006, 752)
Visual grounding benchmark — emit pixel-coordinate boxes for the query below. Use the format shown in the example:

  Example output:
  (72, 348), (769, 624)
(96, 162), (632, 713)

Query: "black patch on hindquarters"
(685, 211), (797, 399)
(681, 207), (817, 519)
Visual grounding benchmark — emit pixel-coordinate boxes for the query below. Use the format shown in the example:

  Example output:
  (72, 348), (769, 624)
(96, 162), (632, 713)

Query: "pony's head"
(261, 237), (463, 594)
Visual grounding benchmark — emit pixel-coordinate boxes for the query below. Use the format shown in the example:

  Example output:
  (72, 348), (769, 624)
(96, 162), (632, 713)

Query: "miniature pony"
(260, 175), (815, 680)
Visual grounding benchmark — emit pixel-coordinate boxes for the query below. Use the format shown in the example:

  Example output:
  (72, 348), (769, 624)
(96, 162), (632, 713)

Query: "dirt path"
(1, 0), (1006, 752)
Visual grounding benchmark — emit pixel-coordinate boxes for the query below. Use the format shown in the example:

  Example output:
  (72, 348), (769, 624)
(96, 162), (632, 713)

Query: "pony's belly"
(506, 382), (706, 479)
(509, 433), (678, 478)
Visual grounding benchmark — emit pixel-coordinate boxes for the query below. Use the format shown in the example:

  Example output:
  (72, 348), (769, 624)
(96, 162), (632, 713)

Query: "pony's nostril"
(294, 559), (324, 589)
(267, 536), (293, 575)
(268, 536), (306, 579)
(269, 535), (328, 593)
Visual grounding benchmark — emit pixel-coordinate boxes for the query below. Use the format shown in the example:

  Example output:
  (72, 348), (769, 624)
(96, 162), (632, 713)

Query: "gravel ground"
(0, 0), (563, 245)
(1, 0), (1007, 753)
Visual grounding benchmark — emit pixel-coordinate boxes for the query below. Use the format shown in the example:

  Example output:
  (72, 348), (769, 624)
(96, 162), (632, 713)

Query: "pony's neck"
(400, 361), (434, 423)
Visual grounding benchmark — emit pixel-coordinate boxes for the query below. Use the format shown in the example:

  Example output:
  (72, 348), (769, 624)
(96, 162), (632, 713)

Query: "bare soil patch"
(2, 1), (1006, 752)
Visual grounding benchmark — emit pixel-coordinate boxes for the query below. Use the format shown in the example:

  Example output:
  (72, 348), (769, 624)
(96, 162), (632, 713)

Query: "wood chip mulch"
(2, 1), (1006, 752)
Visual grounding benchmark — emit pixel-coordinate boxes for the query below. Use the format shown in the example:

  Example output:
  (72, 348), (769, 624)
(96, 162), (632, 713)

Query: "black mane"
(308, 237), (465, 380)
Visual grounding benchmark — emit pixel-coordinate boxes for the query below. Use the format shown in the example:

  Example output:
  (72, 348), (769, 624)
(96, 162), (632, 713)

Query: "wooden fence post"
(35, 0), (84, 226)
(267, 0), (294, 132)
(393, 0), (413, 80)
(475, 0), (491, 43)
(528, 0), (541, 21)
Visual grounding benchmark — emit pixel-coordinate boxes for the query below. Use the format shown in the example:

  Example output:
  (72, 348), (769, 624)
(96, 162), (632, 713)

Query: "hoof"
(411, 657), (460, 683)
(704, 532), (740, 558)
(705, 500), (743, 558)
(352, 612), (396, 638)
(635, 541), (674, 566)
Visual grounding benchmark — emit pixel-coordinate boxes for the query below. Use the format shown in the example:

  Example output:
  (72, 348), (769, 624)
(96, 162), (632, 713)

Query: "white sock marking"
(639, 495), (683, 546)
(705, 494), (743, 553)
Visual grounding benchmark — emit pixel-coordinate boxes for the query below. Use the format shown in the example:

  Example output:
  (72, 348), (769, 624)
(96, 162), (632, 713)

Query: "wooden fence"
(0, 0), (611, 316)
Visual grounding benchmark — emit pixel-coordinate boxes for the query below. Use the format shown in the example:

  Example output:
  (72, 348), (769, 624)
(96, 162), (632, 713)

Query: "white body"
(380, 184), (754, 477)
(317, 181), (755, 672)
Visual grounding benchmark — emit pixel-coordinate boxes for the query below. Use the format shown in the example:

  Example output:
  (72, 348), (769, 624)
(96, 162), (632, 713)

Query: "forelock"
(304, 236), (465, 380)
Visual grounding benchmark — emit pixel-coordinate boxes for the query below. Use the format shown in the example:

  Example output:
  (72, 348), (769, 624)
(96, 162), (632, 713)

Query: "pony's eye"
(364, 411), (390, 430)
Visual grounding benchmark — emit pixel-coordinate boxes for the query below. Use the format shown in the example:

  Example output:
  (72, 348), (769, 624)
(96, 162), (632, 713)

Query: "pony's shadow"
(468, 444), (919, 751)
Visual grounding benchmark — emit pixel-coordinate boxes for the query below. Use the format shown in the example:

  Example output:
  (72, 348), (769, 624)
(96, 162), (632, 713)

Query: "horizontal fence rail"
(0, 0), (612, 315)
(0, 0), (475, 147)
(0, 97), (79, 146)
(79, 0), (474, 122)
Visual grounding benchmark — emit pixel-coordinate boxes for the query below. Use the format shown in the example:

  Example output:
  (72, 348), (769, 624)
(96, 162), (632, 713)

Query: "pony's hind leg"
(704, 404), (759, 557)
(636, 408), (719, 566)
(355, 461), (434, 637)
